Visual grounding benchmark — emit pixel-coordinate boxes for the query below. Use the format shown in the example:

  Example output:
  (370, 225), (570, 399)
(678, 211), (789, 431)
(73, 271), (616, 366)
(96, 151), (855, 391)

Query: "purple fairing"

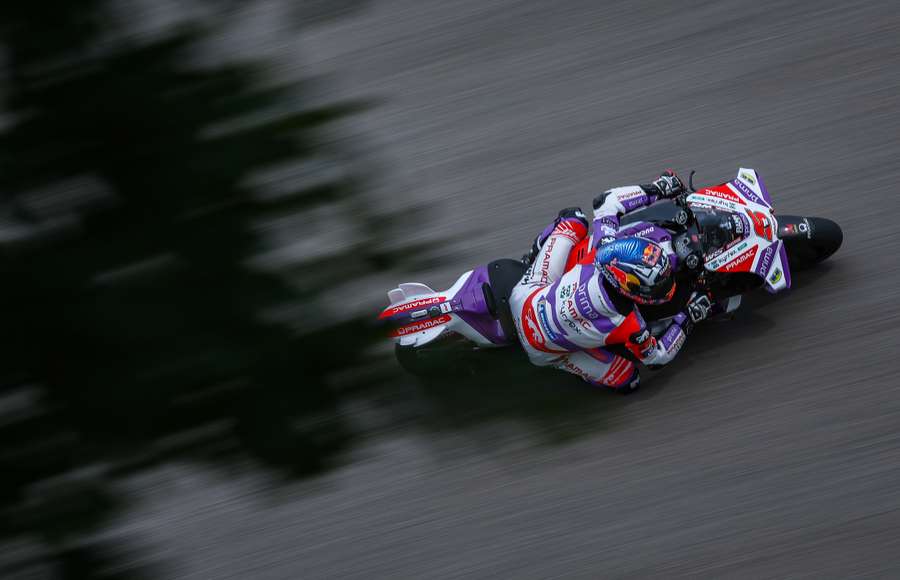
(778, 241), (792, 287)
(731, 179), (766, 207)
(756, 172), (773, 206)
(754, 244), (777, 277)
(450, 265), (509, 344)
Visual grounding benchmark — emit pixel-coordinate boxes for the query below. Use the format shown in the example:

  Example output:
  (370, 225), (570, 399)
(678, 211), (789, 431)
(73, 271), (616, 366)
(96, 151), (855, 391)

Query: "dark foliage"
(0, 1), (388, 576)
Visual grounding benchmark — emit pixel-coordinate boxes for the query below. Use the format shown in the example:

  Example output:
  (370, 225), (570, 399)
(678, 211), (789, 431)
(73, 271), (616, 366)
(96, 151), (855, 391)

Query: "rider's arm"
(635, 313), (691, 367)
(591, 172), (685, 246)
(591, 186), (660, 246)
(602, 293), (711, 367)
(603, 308), (687, 366)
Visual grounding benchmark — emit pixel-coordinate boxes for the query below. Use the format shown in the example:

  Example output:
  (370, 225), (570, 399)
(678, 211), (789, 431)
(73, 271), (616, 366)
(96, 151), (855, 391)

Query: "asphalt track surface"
(124, 1), (900, 578)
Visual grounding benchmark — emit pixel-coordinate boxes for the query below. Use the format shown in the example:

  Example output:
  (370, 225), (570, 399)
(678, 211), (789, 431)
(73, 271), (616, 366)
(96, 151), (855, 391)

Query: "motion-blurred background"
(1, 0), (899, 578)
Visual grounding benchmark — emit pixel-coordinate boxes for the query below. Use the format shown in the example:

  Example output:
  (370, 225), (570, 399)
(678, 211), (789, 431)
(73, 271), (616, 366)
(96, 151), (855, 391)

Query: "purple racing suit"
(509, 184), (694, 392)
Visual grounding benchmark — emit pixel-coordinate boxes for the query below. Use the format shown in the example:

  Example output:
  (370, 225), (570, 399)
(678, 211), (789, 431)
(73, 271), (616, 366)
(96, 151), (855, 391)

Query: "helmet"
(595, 237), (676, 305)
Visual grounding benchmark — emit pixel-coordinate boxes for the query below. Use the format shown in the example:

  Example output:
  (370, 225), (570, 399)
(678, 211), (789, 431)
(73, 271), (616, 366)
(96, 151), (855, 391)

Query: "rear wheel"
(395, 334), (482, 376)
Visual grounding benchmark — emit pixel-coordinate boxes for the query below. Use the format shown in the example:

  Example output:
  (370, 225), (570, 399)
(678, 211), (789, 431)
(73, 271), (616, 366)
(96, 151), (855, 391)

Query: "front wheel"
(777, 215), (843, 270)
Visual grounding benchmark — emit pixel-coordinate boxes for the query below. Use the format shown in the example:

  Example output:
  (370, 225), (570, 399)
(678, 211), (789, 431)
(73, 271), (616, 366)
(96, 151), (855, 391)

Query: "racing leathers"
(510, 178), (704, 393)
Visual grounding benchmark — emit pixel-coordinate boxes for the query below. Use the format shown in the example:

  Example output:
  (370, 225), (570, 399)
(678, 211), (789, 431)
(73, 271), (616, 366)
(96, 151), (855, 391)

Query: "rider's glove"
(647, 170), (686, 199)
(628, 327), (657, 360)
(686, 292), (713, 324)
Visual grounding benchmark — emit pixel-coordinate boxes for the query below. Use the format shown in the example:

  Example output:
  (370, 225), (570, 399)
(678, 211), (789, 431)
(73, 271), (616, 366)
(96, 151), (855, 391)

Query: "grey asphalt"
(124, 1), (900, 578)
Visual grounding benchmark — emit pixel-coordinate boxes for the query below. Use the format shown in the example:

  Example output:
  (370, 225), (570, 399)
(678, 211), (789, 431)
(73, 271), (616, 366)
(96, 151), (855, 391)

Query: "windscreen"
(694, 208), (745, 254)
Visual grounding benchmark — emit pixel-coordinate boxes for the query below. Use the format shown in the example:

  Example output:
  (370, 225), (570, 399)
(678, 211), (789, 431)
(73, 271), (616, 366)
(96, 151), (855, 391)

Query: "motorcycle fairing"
(688, 168), (790, 294)
(381, 266), (508, 347)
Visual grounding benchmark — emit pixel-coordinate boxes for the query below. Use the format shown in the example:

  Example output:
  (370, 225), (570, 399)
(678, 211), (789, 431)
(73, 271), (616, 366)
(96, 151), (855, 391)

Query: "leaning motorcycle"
(378, 168), (843, 374)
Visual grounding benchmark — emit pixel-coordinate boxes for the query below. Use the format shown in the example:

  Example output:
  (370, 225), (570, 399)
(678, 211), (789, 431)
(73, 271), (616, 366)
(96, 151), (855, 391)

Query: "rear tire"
(395, 334), (480, 377)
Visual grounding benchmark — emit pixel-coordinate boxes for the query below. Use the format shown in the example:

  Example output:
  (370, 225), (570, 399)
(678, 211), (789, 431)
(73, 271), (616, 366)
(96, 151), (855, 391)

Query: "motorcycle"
(379, 168), (843, 374)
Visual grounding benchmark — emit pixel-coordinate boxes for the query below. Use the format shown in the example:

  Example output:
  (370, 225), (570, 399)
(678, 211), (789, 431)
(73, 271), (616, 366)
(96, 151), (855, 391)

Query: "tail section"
(379, 283), (453, 347)
(379, 267), (511, 348)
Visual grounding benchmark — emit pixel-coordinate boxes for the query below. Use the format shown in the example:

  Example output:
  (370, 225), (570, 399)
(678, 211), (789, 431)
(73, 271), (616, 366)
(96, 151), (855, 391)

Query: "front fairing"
(686, 168), (791, 294)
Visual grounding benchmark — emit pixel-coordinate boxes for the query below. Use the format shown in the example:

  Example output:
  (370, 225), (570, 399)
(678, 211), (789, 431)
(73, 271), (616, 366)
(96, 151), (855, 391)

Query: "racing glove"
(645, 170), (686, 199)
(686, 292), (713, 324)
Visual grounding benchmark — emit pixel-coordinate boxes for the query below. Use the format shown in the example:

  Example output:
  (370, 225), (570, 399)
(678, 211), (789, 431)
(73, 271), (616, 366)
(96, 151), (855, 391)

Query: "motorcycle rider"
(511, 171), (712, 394)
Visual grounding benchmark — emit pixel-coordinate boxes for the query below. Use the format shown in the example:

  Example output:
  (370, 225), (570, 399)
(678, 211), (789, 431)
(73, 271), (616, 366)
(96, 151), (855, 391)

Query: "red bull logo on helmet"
(642, 243), (661, 266)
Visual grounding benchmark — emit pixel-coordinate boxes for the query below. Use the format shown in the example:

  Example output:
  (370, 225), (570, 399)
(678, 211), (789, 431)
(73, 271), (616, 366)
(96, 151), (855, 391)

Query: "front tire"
(778, 216), (843, 270)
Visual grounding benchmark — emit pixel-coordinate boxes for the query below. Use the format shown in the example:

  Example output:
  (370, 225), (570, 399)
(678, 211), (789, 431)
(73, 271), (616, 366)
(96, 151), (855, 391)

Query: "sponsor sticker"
(769, 267), (783, 285)
(746, 209), (774, 241)
(380, 296), (444, 319)
(667, 330), (686, 354)
(642, 243), (662, 266)
(721, 245), (758, 272)
(537, 299), (560, 342)
(691, 194), (739, 211)
(635, 225), (657, 238)
(618, 189), (645, 201)
(563, 298), (592, 332)
(561, 357), (597, 384)
(706, 240), (749, 269)
(732, 179), (763, 205)
(559, 282), (576, 299)
(757, 245), (775, 275)
(575, 284), (600, 320)
(699, 187), (745, 205)
(538, 236), (558, 284)
(392, 314), (451, 336)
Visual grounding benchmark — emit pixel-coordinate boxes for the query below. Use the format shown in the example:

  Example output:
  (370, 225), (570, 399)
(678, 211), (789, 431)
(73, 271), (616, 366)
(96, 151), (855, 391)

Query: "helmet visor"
(626, 277), (676, 305)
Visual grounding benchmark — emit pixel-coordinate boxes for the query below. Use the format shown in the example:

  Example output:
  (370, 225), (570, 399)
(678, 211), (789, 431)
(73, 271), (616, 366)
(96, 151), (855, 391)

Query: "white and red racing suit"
(509, 185), (694, 392)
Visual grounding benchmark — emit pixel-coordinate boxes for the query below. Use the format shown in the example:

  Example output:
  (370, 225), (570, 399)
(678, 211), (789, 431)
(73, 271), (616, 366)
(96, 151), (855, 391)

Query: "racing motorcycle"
(379, 168), (843, 374)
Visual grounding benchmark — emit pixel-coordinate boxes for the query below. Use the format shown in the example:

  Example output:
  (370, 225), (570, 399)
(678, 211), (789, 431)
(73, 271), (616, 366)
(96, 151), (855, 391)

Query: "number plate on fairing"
(687, 168), (791, 294)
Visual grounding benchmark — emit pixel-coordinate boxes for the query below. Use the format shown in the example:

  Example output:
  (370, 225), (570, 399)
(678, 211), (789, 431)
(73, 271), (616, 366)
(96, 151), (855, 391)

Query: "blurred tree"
(0, 1), (391, 577)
